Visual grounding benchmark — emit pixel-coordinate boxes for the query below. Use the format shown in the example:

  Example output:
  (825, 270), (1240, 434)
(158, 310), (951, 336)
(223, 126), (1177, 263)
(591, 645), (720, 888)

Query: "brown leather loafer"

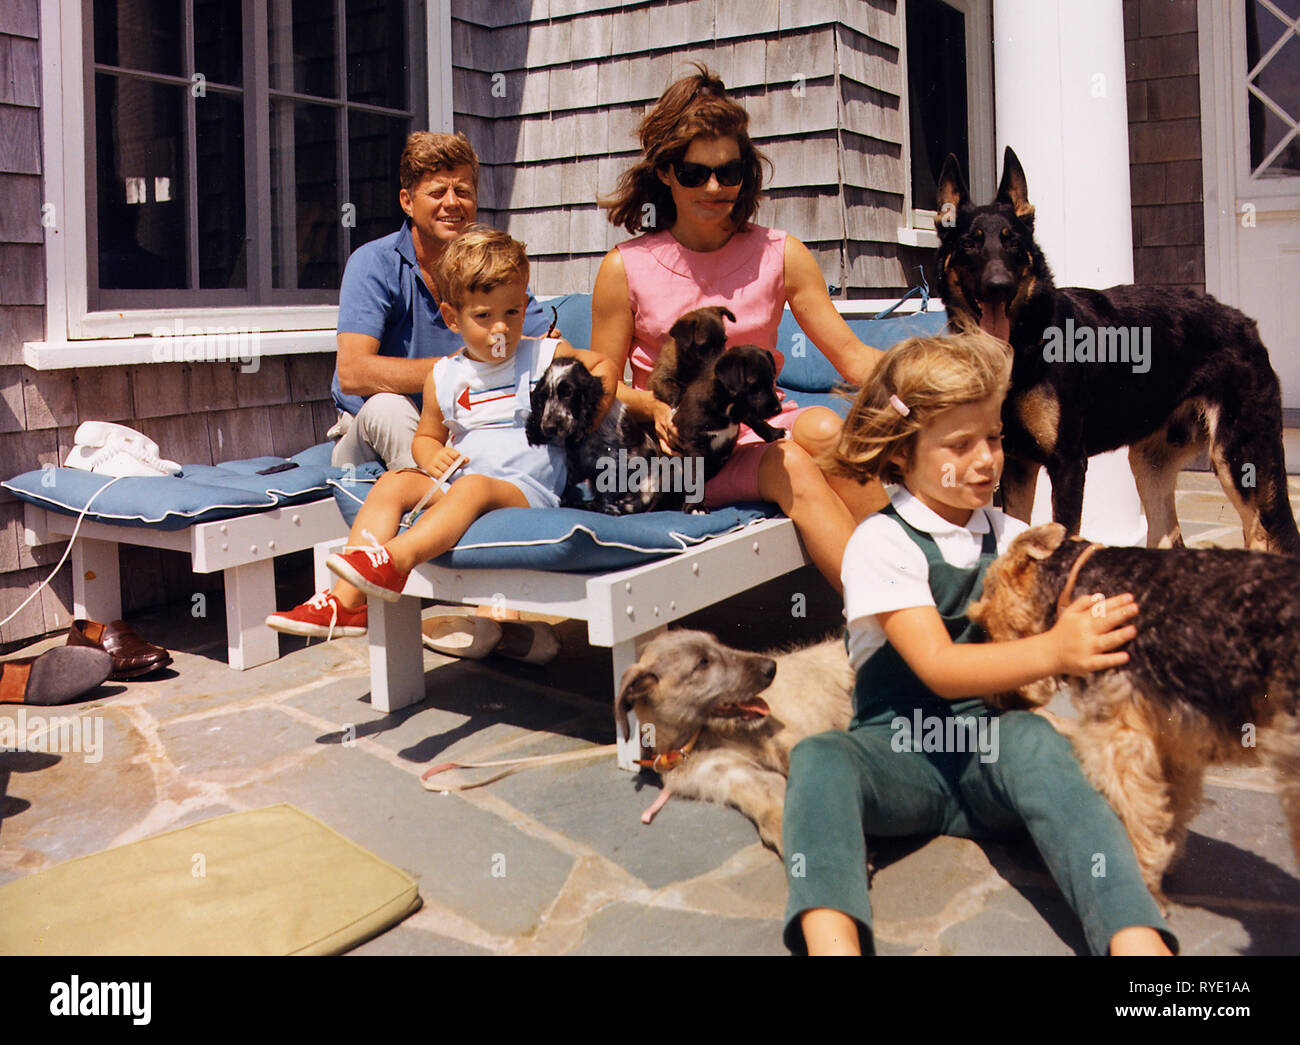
(67, 619), (172, 679)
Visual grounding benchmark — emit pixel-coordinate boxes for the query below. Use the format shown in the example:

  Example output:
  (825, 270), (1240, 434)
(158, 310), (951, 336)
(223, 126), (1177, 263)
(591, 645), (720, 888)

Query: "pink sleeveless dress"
(617, 224), (804, 507)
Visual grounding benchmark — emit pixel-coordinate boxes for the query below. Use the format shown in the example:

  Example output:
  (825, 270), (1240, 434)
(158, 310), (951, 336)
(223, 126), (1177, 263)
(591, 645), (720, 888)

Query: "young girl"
(782, 330), (1177, 956)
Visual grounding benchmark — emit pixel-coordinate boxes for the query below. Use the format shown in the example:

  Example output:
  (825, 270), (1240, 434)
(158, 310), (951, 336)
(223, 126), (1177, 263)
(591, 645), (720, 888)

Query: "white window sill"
(24, 329), (338, 370)
(73, 305), (340, 341)
(896, 226), (941, 249)
(24, 301), (937, 371)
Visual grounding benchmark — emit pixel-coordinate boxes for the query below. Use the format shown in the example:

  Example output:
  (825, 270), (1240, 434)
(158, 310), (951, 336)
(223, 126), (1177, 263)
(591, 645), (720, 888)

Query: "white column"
(992, 0), (1147, 546)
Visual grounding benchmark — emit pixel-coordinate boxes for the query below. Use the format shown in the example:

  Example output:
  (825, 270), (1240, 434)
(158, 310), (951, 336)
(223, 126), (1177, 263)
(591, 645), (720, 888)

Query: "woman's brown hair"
(601, 63), (770, 234)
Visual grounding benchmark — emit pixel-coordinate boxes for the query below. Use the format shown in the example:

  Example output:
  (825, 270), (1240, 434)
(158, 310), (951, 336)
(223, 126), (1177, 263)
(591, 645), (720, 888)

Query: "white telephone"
(64, 421), (183, 477)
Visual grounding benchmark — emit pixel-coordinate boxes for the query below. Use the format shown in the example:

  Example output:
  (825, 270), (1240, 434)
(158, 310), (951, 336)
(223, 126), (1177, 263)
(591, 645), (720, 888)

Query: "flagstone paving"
(1, 473), (1298, 955)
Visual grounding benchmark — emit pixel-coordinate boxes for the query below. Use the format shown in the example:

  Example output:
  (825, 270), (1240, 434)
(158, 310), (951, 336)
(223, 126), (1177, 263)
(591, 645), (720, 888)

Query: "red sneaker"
(266, 591), (368, 638)
(327, 544), (410, 602)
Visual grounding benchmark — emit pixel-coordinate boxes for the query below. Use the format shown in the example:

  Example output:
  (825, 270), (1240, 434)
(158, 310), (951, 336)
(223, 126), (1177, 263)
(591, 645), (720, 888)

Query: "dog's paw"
(757, 811), (784, 854)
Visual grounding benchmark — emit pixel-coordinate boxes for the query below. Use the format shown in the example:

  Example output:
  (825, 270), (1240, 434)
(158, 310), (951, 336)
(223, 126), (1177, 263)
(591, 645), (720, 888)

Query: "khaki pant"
(329, 393), (420, 472)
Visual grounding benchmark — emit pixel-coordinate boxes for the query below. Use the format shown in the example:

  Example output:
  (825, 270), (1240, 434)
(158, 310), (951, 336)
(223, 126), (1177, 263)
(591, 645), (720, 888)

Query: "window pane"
(197, 93), (247, 288)
(194, 0), (244, 87)
(1252, 0), (1300, 44)
(1255, 32), (1300, 123)
(347, 0), (408, 110)
(1246, 2), (1300, 177)
(1248, 97), (1300, 177)
(348, 110), (409, 248)
(96, 73), (187, 289)
(269, 0), (338, 98)
(271, 99), (340, 289)
(94, 0), (183, 76)
(907, 0), (968, 212)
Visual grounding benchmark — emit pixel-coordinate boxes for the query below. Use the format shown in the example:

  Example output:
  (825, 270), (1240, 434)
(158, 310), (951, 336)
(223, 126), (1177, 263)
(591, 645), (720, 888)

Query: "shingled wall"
(451, 0), (919, 297)
(1124, 0), (1206, 291)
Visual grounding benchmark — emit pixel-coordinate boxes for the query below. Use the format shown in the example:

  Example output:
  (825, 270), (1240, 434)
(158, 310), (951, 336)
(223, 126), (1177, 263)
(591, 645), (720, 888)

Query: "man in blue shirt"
(331, 131), (550, 469)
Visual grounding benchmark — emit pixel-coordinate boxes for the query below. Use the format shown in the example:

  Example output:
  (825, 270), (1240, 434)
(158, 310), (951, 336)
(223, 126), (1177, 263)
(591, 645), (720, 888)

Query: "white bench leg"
(313, 538), (344, 593)
(611, 627), (666, 771)
(71, 537), (122, 623)
(368, 595), (424, 713)
(224, 560), (279, 670)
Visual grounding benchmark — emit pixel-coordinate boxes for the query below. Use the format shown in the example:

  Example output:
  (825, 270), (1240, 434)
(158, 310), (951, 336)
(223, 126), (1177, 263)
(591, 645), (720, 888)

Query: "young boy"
(268, 225), (618, 638)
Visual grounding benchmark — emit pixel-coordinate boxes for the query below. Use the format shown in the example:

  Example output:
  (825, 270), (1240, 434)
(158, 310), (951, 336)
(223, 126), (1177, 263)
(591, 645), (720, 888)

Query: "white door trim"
(1198, 1), (1240, 304)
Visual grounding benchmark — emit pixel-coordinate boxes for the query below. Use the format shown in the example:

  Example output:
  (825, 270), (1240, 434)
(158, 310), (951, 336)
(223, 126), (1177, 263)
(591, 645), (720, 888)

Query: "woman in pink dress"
(591, 66), (888, 592)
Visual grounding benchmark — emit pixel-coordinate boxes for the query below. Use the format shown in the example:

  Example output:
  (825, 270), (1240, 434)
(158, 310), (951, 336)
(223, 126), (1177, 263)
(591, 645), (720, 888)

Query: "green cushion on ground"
(0, 804), (421, 955)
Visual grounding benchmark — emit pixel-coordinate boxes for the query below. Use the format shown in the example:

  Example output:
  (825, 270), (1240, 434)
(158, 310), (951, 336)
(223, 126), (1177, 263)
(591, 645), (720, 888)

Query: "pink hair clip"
(889, 394), (910, 417)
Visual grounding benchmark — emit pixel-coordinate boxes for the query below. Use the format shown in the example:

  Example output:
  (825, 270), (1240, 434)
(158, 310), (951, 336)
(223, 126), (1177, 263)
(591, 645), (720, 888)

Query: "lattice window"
(1245, 0), (1300, 179)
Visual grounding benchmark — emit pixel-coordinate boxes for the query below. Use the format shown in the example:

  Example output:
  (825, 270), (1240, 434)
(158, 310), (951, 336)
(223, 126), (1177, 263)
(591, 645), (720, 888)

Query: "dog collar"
(635, 728), (702, 773)
(1057, 541), (1105, 611)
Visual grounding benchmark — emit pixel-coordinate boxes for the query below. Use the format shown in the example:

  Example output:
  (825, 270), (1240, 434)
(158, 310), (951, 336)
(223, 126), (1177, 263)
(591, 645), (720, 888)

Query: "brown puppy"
(672, 344), (785, 479)
(615, 629), (853, 851)
(649, 305), (735, 408)
(650, 306), (784, 480)
(968, 522), (1300, 906)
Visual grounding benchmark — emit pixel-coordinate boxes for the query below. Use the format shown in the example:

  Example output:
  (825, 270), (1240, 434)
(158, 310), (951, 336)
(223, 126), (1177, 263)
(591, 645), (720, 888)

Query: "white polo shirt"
(842, 486), (1029, 672)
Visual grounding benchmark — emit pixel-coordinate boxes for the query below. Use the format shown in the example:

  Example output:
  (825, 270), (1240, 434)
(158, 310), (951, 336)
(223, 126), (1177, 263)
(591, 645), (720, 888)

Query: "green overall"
(782, 503), (1175, 955)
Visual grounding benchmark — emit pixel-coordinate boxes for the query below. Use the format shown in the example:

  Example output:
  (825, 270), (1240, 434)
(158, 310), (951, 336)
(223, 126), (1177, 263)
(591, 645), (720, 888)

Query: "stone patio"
(2, 470), (1298, 955)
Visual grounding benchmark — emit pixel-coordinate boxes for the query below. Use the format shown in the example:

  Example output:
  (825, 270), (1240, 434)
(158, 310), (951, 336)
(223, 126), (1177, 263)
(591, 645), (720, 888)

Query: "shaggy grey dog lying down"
(616, 629), (853, 851)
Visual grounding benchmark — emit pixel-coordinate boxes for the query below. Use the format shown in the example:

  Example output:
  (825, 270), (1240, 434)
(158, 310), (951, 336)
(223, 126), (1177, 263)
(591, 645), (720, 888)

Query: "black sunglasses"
(671, 158), (747, 188)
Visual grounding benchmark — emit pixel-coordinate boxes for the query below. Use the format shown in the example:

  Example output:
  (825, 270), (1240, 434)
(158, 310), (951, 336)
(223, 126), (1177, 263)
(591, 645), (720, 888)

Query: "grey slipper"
(493, 621), (561, 666)
(421, 615), (502, 659)
(0, 646), (113, 705)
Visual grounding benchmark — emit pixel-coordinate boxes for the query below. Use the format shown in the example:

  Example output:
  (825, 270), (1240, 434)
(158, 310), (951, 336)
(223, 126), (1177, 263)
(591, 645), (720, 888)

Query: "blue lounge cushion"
(777, 389), (852, 417)
(435, 505), (776, 572)
(776, 309), (950, 392)
(329, 471), (776, 572)
(544, 293), (594, 356)
(289, 441), (338, 469)
(2, 445), (338, 531)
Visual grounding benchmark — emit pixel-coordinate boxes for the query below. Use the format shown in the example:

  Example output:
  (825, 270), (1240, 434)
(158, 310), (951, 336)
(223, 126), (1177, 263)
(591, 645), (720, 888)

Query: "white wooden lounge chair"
(22, 497), (346, 670)
(7, 447), (348, 670)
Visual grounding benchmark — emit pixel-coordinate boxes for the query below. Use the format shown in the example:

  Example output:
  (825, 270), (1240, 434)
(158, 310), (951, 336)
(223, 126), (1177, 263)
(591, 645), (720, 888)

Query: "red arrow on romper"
(457, 386), (515, 411)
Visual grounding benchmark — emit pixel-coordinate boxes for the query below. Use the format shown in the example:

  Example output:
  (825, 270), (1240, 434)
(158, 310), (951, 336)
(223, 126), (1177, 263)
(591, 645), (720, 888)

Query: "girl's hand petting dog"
(1048, 592), (1139, 679)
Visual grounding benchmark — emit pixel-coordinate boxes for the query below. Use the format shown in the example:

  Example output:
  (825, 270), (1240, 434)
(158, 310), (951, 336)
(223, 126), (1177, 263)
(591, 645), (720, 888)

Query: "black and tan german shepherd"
(934, 146), (1299, 554)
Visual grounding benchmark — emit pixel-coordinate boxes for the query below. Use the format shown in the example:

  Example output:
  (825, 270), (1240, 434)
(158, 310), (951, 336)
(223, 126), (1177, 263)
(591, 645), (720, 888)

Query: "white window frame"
(896, 0), (995, 249)
(1198, 0), (1300, 305)
(28, 0), (454, 370)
